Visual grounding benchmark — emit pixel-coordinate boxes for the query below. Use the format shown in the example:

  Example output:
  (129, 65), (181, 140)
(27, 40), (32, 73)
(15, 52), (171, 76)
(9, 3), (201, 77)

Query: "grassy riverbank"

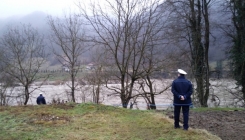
(0, 103), (220, 140)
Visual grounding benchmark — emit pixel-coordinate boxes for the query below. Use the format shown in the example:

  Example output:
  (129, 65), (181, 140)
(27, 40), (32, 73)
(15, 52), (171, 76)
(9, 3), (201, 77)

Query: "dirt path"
(167, 110), (245, 140)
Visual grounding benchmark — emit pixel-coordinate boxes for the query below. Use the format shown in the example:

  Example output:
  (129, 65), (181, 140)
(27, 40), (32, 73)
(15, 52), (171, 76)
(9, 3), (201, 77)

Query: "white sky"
(0, 0), (81, 18)
(0, 0), (165, 19)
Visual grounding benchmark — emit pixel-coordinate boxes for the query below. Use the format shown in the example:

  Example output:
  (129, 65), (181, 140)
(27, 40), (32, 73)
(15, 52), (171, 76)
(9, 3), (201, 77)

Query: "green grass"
(0, 103), (220, 140)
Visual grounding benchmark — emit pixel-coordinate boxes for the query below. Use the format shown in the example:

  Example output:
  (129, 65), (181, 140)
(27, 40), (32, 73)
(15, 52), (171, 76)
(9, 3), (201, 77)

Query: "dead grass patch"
(27, 111), (71, 126)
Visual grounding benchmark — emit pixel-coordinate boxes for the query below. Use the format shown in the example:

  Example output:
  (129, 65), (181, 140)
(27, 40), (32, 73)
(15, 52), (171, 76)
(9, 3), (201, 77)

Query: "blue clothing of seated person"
(36, 94), (46, 105)
(171, 69), (193, 130)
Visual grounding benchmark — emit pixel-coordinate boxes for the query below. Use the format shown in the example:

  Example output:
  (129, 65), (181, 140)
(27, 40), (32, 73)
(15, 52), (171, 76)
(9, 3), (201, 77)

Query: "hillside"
(0, 103), (220, 140)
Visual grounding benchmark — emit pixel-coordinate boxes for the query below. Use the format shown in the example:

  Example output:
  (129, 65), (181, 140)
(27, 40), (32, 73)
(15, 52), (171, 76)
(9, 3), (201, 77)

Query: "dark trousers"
(174, 105), (190, 129)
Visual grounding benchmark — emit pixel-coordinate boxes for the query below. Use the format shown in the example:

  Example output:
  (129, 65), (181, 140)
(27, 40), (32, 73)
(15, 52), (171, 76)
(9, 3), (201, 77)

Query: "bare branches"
(165, 0), (214, 107)
(48, 12), (89, 102)
(0, 24), (48, 105)
(77, 0), (170, 108)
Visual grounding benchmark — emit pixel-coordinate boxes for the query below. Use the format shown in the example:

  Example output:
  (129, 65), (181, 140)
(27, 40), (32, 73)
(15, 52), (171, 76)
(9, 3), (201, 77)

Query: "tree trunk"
(96, 86), (100, 104)
(93, 85), (100, 104)
(120, 75), (127, 108)
(189, 0), (210, 107)
(150, 94), (156, 110)
(148, 76), (156, 110)
(71, 72), (76, 102)
(203, 0), (210, 107)
(24, 85), (29, 105)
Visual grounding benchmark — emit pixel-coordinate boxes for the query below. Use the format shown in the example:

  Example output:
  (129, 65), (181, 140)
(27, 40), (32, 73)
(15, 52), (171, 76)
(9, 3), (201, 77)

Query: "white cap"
(178, 69), (187, 75)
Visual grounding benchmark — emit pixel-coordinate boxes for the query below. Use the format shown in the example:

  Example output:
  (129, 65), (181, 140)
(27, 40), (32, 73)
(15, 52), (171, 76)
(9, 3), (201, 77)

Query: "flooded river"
(3, 79), (244, 109)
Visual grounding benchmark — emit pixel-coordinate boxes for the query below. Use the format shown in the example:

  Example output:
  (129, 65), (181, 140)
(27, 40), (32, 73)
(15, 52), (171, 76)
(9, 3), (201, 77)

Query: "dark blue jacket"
(36, 95), (46, 105)
(171, 75), (192, 106)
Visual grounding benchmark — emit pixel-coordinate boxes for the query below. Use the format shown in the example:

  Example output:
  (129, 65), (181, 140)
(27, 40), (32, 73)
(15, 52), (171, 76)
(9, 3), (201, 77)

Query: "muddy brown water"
(5, 79), (244, 109)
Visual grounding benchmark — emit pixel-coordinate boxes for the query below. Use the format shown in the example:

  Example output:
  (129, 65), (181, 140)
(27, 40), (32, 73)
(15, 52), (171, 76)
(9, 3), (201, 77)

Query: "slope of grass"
(0, 103), (220, 140)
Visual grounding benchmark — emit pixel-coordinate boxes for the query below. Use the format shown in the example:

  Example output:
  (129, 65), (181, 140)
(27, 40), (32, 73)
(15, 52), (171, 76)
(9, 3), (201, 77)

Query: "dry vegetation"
(165, 108), (245, 140)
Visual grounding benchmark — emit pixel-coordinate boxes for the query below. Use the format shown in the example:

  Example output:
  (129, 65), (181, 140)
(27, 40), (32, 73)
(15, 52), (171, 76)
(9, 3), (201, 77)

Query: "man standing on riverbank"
(171, 69), (193, 130)
(36, 94), (46, 105)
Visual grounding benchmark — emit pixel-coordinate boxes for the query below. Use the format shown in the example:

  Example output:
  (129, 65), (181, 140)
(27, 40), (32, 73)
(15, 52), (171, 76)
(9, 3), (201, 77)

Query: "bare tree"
(0, 72), (10, 106)
(165, 0), (213, 107)
(138, 79), (171, 109)
(83, 48), (107, 104)
(0, 70), (16, 106)
(48, 13), (88, 102)
(78, 0), (168, 108)
(0, 51), (7, 106)
(136, 35), (175, 109)
(83, 66), (104, 104)
(0, 24), (48, 105)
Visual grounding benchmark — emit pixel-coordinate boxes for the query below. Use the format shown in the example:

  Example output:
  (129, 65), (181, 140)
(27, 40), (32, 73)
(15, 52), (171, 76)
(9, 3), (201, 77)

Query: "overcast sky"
(0, 0), (81, 19)
(0, 0), (165, 19)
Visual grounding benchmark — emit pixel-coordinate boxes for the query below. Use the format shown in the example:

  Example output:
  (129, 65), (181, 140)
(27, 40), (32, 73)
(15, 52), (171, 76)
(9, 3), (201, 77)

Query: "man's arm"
(183, 82), (193, 99)
(171, 82), (181, 99)
(43, 98), (46, 104)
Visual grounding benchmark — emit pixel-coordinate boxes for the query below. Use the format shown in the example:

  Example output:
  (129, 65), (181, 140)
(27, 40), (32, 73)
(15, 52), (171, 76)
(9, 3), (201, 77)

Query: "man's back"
(173, 78), (192, 94)
(172, 75), (192, 105)
(36, 95), (46, 105)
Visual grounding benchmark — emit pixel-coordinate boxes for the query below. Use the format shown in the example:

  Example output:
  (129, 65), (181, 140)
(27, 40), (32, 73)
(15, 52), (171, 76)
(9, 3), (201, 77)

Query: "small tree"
(137, 37), (175, 109)
(83, 48), (107, 104)
(0, 24), (48, 105)
(48, 13), (88, 102)
(84, 65), (104, 104)
(138, 78), (171, 110)
(0, 71), (16, 106)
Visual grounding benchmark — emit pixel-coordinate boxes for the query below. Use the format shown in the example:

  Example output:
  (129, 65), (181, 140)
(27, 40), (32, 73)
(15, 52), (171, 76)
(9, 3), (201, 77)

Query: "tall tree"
(48, 13), (88, 102)
(78, 0), (167, 108)
(228, 0), (245, 100)
(166, 0), (212, 107)
(0, 24), (48, 105)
